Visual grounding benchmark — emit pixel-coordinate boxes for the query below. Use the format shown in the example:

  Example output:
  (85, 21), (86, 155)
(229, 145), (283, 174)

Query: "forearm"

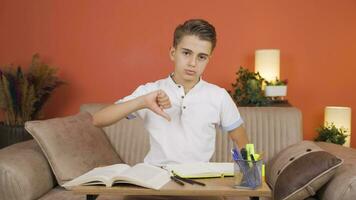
(92, 97), (146, 127)
(228, 126), (249, 149)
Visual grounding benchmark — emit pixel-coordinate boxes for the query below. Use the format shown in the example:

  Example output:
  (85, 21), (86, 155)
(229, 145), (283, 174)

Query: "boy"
(93, 19), (249, 166)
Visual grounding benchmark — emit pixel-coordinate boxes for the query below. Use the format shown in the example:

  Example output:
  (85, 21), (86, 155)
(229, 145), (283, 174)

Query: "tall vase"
(0, 122), (33, 149)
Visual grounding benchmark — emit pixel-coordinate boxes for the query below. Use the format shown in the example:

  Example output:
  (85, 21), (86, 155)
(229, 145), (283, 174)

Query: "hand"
(143, 90), (172, 121)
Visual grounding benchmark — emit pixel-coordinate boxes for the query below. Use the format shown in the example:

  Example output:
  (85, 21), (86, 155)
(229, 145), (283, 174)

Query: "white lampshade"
(324, 106), (352, 147)
(255, 49), (280, 82)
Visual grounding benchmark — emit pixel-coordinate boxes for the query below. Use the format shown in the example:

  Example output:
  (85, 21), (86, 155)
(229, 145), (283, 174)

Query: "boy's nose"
(188, 57), (196, 67)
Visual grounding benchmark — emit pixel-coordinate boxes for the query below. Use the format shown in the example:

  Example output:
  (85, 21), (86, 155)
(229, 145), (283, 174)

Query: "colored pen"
(171, 171), (206, 186)
(170, 176), (184, 186)
(233, 148), (240, 158)
(231, 149), (239, 161)
(175, 175), (206, 186)
(250, 154), (256, 162)
(240, 148), (248, 160)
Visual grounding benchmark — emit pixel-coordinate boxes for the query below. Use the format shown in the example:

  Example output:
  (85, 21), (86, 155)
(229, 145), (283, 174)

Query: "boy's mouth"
(184, 69), (196, 76)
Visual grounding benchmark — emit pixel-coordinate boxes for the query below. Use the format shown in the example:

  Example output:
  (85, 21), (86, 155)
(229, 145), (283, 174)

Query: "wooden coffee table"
(71, 177), (272, 200)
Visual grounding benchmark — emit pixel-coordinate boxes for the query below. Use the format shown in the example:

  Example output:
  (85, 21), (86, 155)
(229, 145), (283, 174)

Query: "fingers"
(159, 101), (171, 109)
(157, 90), (168, 101)
(156, 90), (172, 109)
(145, 90), (172, 121)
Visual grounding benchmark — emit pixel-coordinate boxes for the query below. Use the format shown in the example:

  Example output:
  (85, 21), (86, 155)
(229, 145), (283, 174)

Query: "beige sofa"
(0, 104), (354, 200)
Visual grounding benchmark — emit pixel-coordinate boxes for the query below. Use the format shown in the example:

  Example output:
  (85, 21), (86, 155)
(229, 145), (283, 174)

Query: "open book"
(165, 162), (234, 178)
(62, 163), (170, 190)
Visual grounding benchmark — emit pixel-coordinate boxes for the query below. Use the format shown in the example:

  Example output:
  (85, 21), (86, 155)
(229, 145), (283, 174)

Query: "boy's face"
(169, 35), (212, 85)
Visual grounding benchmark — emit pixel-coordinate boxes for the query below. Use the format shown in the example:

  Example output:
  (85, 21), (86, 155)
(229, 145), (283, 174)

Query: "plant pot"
(0, 123), (32, 149)
(265, 85), (287, 97)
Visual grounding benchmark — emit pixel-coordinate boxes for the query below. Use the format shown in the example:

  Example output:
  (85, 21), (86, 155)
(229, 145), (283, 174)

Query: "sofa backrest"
(80, 104), (303, 166)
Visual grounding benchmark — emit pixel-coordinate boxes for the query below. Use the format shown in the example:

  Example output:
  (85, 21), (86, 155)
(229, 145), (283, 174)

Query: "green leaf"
(230, 66), (270, 106)
(314, 123), (348, 145)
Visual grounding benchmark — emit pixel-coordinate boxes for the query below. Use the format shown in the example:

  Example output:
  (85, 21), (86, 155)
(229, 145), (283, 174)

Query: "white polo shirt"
(115, 75), (243, 166)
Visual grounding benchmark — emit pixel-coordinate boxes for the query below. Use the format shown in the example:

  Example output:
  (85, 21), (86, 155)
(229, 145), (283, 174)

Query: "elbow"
(91, 114), (103, 127)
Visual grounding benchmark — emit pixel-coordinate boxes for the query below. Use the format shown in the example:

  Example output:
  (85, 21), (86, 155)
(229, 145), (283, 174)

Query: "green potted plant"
(314, 123), (348, 145)
(0, 54), (64, 148)
(264, 78), (288, 97)
(231, 67), (270, 106)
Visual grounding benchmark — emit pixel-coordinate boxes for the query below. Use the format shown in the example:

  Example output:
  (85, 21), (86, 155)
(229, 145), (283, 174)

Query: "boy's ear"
(169, 47), (176, 61)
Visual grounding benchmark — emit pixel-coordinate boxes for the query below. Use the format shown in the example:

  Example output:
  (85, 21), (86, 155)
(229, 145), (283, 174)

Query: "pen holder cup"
(233, 159), (263, 189)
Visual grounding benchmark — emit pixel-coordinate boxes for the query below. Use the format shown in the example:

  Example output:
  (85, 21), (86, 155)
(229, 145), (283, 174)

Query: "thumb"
(151, 104), (171, 122)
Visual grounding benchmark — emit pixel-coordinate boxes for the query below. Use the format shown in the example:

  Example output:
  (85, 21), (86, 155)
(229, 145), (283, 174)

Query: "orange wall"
(1, 0), (356, 148)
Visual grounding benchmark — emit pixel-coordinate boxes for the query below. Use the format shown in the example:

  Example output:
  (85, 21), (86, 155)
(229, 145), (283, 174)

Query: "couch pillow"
(266, 141), (343, 200)
(315, 142), (356, 200)
(317, 164), (356, 200)
(25, 112), (122, 185)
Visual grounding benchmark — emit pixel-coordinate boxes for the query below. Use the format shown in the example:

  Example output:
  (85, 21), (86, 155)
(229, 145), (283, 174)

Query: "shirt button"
(183, 106), (186, 109)
(181, 96), (184, 99)
(178, 85), (181, 88)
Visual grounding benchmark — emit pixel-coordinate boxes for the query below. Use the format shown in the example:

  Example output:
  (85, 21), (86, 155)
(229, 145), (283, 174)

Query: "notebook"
(165, 162), (234, 178)
(62, 163), (170, 190)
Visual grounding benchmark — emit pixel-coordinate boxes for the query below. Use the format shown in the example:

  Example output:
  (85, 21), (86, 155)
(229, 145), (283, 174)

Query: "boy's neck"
(171, 74), (199, 94)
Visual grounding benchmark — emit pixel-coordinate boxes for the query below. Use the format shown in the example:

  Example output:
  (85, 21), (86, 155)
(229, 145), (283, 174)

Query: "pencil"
(170, 176), (184, 186)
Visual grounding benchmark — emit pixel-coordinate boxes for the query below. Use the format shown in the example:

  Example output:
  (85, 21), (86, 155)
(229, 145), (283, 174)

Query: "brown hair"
(173, 19), (217, 51)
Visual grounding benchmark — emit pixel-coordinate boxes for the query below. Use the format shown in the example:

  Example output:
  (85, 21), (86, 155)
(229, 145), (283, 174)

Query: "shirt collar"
(167, 73), (204, 91)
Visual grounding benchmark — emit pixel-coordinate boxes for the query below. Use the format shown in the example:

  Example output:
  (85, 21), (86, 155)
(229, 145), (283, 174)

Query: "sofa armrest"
(0, 140), (55, 200)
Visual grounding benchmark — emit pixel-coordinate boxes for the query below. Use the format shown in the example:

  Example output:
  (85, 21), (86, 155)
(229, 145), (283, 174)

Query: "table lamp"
(255, 49), (280, 82)
(255, 49), (287, 98)
(324, 106), (352, 147)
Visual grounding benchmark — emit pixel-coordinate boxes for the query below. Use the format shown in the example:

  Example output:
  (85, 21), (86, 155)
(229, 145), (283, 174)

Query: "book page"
(205, 162), (234, 175)
(115, 163), (170, 190)
(63, 164), (130, 188)
(165, 162), (234, 178)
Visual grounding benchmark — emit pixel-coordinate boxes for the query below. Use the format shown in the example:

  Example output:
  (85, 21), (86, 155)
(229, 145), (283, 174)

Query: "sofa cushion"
(316, 142), (356, 165)
(317, 164), (356, 200)
(25, 112), (122, 185)
(80, 103), (150, 166)
(316, 142), (356, 200)
(0, 140), (55, 200)
(266, 140), (343, 200)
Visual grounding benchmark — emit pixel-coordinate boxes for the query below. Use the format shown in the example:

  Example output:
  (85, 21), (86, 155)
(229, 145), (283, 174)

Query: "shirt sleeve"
(219, 89), (244, 132)
(115, 83), (157, 120)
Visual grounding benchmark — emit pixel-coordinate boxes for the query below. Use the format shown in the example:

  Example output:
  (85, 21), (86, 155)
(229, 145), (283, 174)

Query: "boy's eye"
(183, 51), (190, 56)
(198, 55), (208, 61)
